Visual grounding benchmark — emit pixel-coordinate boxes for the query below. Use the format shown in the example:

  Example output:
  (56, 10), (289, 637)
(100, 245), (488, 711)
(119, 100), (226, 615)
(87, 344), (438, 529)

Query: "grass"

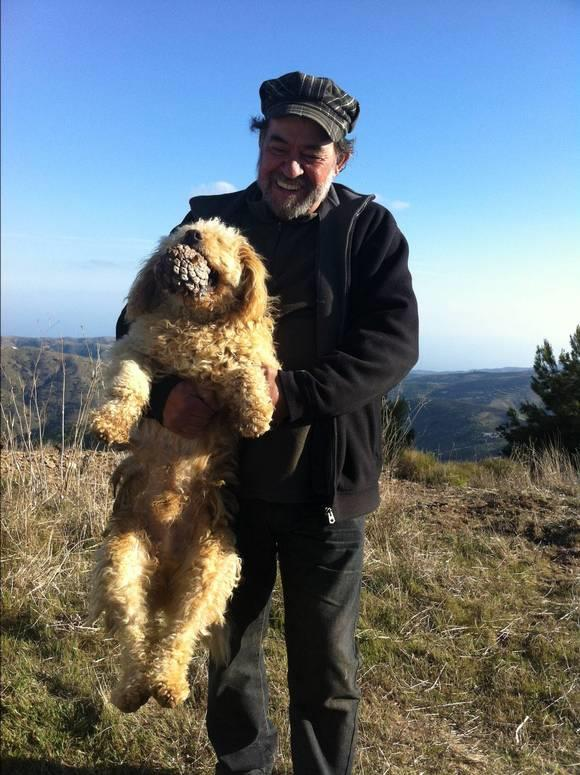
(1, 440), (578, 774)
(362, 477), (579, 770)
(1, 374), (578, 774)
(395, 445), (579, 493)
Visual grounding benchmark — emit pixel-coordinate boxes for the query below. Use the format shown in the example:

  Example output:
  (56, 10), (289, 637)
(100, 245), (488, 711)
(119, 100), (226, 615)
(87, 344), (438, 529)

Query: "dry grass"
(1, 440), (578, 774)
(1, 375), (578, 773)
(359, 477), (578, 774)
(396, 445), (579, 494)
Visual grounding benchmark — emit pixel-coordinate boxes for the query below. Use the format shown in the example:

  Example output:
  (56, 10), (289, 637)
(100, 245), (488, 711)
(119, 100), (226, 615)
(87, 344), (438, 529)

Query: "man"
(120, 71), (418, 775)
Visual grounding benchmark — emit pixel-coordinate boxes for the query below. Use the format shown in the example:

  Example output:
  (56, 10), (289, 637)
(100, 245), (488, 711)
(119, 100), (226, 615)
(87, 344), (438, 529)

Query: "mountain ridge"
(1, 337), (535, 459)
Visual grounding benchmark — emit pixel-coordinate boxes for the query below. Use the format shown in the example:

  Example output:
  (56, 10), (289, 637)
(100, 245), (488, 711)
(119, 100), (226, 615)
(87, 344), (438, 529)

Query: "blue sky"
(1, 0), (578, 370)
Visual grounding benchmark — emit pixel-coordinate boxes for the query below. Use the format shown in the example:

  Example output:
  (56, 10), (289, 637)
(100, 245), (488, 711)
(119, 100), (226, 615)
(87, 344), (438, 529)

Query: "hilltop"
(1, 444), (578, 773)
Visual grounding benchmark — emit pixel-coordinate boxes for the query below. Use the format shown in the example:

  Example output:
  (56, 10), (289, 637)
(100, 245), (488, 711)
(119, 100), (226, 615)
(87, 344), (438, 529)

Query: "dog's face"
(126, 219), (269, 324)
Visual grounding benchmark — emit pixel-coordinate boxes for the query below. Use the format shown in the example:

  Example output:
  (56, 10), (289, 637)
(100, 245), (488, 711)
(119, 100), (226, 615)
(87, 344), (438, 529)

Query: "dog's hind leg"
(149, 530), (241, 708)
(93, 528), (156, 712)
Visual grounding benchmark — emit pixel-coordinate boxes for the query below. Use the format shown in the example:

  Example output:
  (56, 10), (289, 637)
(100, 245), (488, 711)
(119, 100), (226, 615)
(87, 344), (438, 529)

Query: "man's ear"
(336, 152), (350, 174)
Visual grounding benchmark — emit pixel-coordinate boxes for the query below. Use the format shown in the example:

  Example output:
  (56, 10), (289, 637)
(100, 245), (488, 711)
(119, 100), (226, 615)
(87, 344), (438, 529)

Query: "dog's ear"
(126, 258), (161, 320)
(238, 240), (269, 322)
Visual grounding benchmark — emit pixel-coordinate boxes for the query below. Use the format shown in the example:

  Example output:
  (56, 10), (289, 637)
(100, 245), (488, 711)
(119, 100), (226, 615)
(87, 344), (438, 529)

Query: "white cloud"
(189, 180), (237, 197)
(388, 199), (411, 211)
(373, 196), (411, 211)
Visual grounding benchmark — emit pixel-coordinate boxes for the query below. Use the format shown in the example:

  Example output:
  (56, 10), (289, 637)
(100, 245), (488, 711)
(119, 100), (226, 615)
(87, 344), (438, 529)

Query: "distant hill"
(1, 336), (115, 359)
(1, 337), (112, 442)
(395, 369), (536, 460)
(1, 337), (536, 458)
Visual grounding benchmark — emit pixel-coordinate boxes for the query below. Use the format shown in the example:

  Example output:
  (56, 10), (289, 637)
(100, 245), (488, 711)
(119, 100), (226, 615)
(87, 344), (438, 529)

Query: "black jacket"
(117, 183), (418, 518)
(174, 182), (419, 519)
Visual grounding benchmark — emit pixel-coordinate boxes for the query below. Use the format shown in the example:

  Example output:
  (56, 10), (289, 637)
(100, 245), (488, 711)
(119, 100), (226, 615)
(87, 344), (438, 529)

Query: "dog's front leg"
(92, 348), (153, 444)
(221, 364), (275, 438)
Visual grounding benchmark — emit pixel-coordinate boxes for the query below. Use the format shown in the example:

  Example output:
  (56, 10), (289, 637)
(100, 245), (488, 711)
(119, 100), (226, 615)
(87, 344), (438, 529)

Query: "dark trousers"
(207, 501), (365, 775)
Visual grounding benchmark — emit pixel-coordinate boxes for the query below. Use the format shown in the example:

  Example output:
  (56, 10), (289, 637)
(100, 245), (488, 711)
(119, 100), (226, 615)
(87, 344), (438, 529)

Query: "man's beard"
(258, 170), (335, 221)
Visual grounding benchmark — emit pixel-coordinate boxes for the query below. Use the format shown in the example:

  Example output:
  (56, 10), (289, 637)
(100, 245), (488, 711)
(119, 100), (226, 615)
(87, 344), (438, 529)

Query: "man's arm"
(277, 206), (418, 423)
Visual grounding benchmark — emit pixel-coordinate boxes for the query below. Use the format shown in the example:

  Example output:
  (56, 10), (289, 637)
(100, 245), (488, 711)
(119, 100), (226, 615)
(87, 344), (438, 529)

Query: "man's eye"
(270, 146), (286, 155)
(304, 155), (323, 162)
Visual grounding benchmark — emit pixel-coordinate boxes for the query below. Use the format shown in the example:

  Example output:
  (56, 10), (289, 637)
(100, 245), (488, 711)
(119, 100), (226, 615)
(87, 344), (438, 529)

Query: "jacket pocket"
(309, 416), (337, 499)
(335, 399), (382, 493)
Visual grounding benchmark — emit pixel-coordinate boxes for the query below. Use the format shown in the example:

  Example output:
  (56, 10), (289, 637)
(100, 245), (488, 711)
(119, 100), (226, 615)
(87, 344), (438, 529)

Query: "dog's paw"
(110, 679), (150, 713)
(151, 679), (190, 709)
(90, 404), (134, 445)
(238, 409), (273, 438)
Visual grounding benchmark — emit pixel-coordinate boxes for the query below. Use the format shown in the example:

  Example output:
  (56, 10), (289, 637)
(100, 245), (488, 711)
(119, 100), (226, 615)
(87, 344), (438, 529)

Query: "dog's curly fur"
(90, 218), (279, 713)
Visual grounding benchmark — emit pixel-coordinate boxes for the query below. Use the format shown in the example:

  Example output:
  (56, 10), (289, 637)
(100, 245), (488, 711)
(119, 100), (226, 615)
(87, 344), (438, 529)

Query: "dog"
(90, 218), (279, 712)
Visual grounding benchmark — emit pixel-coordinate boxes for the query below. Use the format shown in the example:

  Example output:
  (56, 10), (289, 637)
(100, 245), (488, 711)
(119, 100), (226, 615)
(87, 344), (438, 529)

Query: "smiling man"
(256, 115), (348, 221)
(120, 72), (418, 775)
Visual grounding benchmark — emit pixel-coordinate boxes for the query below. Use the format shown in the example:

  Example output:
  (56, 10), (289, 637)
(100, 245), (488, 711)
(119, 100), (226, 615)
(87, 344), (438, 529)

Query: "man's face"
(257, 116), (347, 220)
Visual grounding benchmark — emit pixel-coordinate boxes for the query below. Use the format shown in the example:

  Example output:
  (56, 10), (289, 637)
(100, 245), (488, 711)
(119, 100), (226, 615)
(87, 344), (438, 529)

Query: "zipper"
(324, 506), (336, 525)
(342, 194), (374, 338)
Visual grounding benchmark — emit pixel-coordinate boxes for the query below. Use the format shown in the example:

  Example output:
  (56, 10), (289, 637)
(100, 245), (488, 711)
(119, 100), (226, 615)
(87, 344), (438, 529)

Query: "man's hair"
(250, 116), (355, 162)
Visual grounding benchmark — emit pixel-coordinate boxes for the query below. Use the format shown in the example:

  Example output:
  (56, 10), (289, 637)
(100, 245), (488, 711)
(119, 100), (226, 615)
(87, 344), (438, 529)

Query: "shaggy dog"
(90, 219), (278, 712)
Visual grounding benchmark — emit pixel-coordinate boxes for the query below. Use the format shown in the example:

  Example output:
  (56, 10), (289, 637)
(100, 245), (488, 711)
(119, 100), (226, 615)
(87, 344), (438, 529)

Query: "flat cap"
(259, 71), (359, 142)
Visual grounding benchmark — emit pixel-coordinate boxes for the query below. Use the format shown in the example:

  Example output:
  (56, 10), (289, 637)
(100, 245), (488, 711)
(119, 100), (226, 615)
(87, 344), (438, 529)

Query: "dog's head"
(126, 219), (269, 324)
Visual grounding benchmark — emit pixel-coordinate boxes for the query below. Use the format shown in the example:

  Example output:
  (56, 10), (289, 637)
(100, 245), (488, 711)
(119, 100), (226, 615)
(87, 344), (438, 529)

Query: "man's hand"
(162, 380), (219, 438)
(262, 366), (288, 423)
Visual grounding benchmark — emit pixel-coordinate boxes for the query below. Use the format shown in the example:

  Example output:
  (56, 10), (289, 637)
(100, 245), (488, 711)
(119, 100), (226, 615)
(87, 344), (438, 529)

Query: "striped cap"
(259, 71), (360, 141)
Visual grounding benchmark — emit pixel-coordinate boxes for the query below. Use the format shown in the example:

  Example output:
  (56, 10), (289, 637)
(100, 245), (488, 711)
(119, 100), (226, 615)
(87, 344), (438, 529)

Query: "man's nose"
(282, 159), (303, 178)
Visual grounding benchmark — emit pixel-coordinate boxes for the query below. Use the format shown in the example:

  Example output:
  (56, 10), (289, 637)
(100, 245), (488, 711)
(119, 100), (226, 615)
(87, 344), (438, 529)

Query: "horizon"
(1, 0), (579, 371)
(0, 333), (537, 376)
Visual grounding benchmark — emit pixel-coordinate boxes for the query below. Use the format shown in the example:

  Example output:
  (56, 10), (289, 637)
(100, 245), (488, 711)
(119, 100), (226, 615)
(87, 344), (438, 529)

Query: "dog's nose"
(182, 230), (203, 248)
